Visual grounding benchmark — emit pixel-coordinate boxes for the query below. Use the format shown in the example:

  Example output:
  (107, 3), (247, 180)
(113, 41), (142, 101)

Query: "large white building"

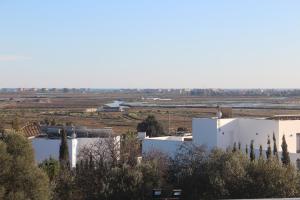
(31, 135), (120, 168)
(142, 115), (300, 166)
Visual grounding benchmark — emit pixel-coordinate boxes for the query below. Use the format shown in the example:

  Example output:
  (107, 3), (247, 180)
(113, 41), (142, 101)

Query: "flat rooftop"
(145, 136), (192, 141)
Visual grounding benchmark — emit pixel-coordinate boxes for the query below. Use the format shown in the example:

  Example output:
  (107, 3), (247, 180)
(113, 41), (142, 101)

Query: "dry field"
(1, 92), (300, 134)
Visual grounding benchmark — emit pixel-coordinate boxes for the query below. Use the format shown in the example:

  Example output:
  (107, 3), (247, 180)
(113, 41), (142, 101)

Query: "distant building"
(98, 100), (125, 112)
(85, 108), (97, 113)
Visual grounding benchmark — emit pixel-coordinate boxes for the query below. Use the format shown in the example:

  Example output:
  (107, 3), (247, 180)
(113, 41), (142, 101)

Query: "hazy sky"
(1, 0), (300, 88)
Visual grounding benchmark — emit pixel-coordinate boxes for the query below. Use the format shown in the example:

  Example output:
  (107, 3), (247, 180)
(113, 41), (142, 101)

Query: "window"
(297, 134), (300, 153)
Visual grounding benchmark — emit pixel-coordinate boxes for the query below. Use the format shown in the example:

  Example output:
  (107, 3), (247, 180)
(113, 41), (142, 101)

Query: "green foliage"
(59, 129), (69, 168)
(54, 168), (74, 200)
(250, 140), (255, 161)
(39, 157), (60, 182)
(246, 158), (299, 198)
(72, 137), (168, 200)
(0, 133), (50, 200)
(177, 127), (188, 132)
(281, 135), (290, 166)
(232, 142), (237, 152)
(137, 115), (164, 137)
(0, 121), (4, 133)
(120, 131), (140, 166)
(50, 118), (56, 126)
(259, 145), (263, 158)
(266, 135), (272, 159)
(273, 133), (279, 159)
(169, 144), (300, 200)
(11, 117), (20, 131)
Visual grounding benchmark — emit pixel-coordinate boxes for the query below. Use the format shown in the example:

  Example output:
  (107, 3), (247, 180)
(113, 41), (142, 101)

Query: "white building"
(31, 136), (120, 168)
(142, 115), (300, 166)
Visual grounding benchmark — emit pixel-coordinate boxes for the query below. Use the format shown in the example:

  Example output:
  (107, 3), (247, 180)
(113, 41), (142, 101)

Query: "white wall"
(217, 118), (238, 149)
(142, 139), (186, 157)
(192, 118), (217, 148)
(193, 118), (280, 151)
(279, 120), (300, 154)
(237, 119), (279, 150)
(31, 137), (120, 168)
(31, 138), (71, 163)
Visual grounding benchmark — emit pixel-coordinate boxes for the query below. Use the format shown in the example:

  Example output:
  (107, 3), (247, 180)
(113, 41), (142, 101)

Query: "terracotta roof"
(21, 122), (42, 138)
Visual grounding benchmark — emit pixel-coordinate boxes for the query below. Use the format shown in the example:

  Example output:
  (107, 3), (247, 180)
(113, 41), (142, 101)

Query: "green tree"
(232, 142), (237, 152)
(50, 118), (56, 126)
(54, 169), (74, 200)
(39, 157), (60, 182)
(259, 145), (263, 158)
(120, 131), (140, 167)
(266, 136), (272, 159)
(0, 120), (4, 134)
(246, 158), (299, 198)
(273, 133), (279, 159)
(137, 115), (164, 137)
(238, 142), (241, 150)
(250, 140), (255, 161)
(59, 129), (69, 168)
(11, 117), (20, 131)
(0, 133), (50, 199)
(245, 144), (248, 155)
(281, 135), (290, 166)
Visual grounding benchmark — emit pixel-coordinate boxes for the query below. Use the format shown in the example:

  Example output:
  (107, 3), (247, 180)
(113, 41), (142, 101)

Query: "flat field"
(1, 92), (300, 134)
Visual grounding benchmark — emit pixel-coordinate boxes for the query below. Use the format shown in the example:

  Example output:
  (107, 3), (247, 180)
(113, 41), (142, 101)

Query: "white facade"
(142, 136), (192, 157)
(31, 136), (120, 168)
(143, 117), (300, 166)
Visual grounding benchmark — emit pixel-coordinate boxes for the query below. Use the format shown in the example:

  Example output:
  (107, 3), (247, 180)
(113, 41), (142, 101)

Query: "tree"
(39, 157), (60, 182)
(238, 142), (241, 150)
(281, 135), (290, 166)
(245, 144), (248, 155)
(11, 116), (20, 131)
(177, 127), (188, 132)
(120, 131), (140, 167)
(246, 158), (299, 198)
(50, 118), (56, 126)
(250, 140), (255, 161)
(259, 145), (263, 158)
(266, 136), (272, 159)
(137, 115), (164, 137)
(59, 129), (69, 168)
(232, 142), (237, 152)
(273, 133), (279, 159)
(0, 133), (50, 199)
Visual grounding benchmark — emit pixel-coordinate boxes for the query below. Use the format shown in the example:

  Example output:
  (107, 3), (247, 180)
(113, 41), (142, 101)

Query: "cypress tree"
(232, 142), (237, 152)
(59, 129), (69, 168)
(259, 144), (263, 158)
(238, 142), (241, 150)
(281, 134), (290, 166)
(245, 144), (248, 155)
(266, 135), (272, 159)
(273, 132), (279, 159)
(250, 140), (255, 161)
